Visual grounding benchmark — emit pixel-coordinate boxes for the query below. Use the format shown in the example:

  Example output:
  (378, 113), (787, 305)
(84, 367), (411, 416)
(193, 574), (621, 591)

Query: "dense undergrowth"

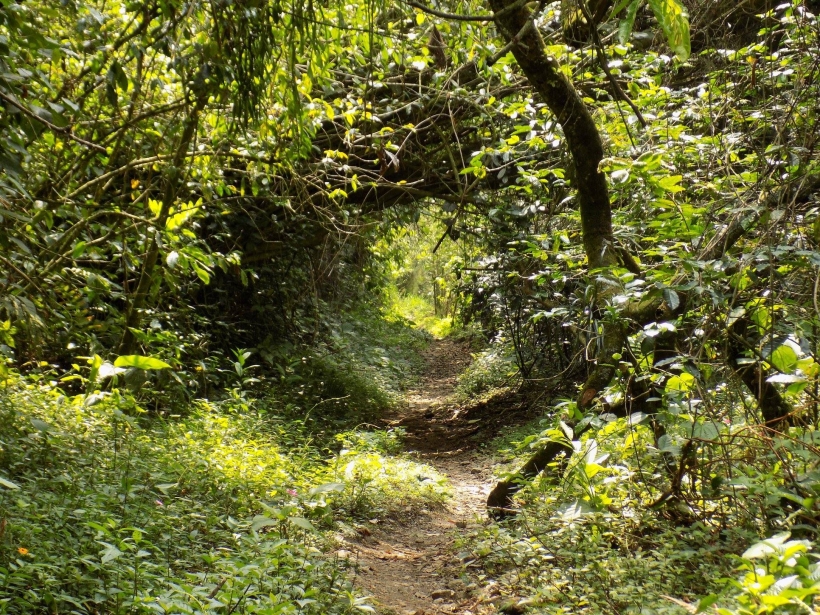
(455, 349), (820, 613)
(0, 301), (450, 614)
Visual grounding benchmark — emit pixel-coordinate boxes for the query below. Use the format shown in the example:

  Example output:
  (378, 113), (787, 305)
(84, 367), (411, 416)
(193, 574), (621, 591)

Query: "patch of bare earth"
(338, 339), (533, 615)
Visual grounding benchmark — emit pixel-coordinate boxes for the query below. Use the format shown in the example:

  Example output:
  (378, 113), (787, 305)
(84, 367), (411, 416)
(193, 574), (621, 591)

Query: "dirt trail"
(344, 339), (499, 615)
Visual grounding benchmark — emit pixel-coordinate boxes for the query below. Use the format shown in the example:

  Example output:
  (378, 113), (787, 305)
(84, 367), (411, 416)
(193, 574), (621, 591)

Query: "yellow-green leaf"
(657, 175), (685, 193)
(770, 345), (798, 374)
(647, 0), (690, 60)
(666, 372), (695, 392)
(114, 355), (171, 370)
(0, 476), (19, 489)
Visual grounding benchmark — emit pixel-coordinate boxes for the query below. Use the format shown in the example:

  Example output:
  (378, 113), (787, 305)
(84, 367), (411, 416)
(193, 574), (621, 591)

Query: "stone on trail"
(431, 588), (455, 600)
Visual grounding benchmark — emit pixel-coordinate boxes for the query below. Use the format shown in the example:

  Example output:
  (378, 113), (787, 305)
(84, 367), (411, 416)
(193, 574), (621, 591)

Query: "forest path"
(345, 339), (500, 615)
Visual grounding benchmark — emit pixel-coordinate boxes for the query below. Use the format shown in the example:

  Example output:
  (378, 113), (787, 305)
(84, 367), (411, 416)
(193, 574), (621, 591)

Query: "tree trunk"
(485, 0), (633, 514)
(117, 99), (204, 355)
(489, 0), (628, 400)
(728, 317), (793, 426)
(489, 0), (614, 269)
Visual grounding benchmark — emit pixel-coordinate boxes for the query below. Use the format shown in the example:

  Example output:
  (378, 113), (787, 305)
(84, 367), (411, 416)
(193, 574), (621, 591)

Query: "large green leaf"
(114, 355), (171, 370)
(647, 0), (691, 60)
(618, 0), (642, 45)
(289, 517), (317, 532)
(611, 0), (639, 19)
(770, 345), (798, 374)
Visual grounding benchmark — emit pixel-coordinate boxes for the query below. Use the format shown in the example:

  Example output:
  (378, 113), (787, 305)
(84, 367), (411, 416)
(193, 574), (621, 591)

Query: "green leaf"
(114, 355), (171, 370)
(628, 411), (647, 425)
(769, 345), (798, 374)
(666, 372), (695, 392)
(289, 516), (317, 532)
(30, 418), (53, 432)
(657, 175), (685, 193)
(743, 533), (791, 559)
(696, 594), (719, 613)
(252, 516), (279, 531)
(310, 482), (345, 495)
(101, 545), (123, 564)
(657, 434), (680, 455)
(727, 306), (746, 327)
(98, 362), (124, 380)
(559, 420), (574, 441)
(647, 0), (690, 60)
(585, 462), (604, 478)
(786, 381), (808, 395)
(108, 60), (128, 91)
(612, 0), (640, 20)
(618, 0), (641, 44)
(767, 374), (805, 384)
(663, 288), (680, 311)
(192, 262), (211, 285)
(0, 476), (20, 489)
(692, 422), (719, 440)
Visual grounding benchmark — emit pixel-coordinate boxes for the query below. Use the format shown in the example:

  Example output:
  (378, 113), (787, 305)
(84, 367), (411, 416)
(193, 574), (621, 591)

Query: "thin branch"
(64, 150), (214, 201)
(405, 0), (496, 22)
(0, 91), (106, 152)
(578, 0), (647, 129)
(31, 211), (154, 287)
(0, 255), (44, 295)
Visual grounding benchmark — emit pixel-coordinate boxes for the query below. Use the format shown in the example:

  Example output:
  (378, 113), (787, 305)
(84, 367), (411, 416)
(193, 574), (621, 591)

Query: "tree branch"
(0, 91), (106, 152)
(578, 0), (647, 129)
(405, 0), (496, 21)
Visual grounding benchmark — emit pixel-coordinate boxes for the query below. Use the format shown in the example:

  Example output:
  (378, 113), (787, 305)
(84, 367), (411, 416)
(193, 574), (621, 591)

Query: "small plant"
(231, 348), (255, 381)
(706, 533), (820, 614)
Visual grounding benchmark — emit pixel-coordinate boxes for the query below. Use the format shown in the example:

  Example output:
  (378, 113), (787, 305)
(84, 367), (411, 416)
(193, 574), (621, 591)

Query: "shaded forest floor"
(338, 339), (534, 614)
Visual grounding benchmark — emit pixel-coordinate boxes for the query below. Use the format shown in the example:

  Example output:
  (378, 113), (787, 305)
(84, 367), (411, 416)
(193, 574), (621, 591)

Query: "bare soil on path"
(340, 339), (533, 615)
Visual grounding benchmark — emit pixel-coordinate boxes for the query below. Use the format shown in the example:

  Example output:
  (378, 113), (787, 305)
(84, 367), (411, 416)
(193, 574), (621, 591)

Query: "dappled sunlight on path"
(338, 340), (499, 615)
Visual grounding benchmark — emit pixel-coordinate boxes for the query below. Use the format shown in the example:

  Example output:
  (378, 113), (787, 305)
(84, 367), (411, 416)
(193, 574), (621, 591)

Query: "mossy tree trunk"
(485, 0), (630, 513)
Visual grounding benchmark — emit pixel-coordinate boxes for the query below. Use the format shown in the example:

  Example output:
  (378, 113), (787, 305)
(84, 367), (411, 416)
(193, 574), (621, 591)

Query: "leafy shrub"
(325, 429), (451, 518)
(455, 341), (520, 401)
(708, 533), (820, 614)
(463, 497), (741, 614)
